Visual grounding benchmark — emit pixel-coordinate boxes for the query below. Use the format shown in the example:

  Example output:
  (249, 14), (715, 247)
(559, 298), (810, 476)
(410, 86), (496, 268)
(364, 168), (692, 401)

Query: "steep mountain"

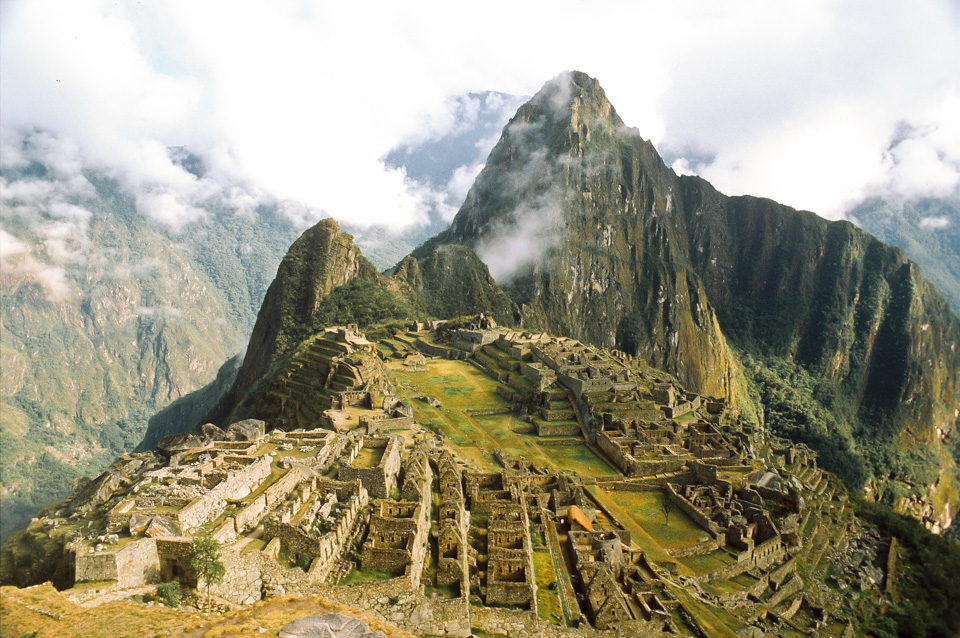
(849, 195), (960, 317)
(416, 71), (960, 529)
(198, 219), (516, 427)
(0, 167), (301, 540)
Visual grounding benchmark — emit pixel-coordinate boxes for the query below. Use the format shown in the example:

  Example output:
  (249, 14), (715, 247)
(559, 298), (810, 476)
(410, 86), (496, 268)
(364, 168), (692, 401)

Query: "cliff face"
(681, 180), (960, 426)
(388, 245), (519, 325)
(230, 219), (378, 409)
(416, 71), (741, 403)
(0, 182), (253, 539)
(417, 71), (960, 527)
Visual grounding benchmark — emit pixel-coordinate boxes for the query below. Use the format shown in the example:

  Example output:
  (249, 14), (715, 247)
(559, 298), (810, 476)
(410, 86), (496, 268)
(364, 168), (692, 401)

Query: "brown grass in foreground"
(0, 584), (414, 638)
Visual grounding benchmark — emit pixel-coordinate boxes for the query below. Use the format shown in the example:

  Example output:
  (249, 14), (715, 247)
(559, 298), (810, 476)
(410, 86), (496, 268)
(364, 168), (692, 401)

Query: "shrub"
(155, 581), (181, 607)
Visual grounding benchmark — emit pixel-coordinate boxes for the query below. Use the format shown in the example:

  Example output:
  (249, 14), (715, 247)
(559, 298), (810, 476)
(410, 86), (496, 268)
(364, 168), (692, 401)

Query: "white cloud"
(0, 229), (28, 261)
(0, 0), (958, 232)
(0, 229), (74, 302)
(919, 216), (951, 230)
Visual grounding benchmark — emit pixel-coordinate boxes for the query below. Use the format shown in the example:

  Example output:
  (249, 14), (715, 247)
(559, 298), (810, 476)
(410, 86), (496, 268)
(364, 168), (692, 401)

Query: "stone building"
(338, 435), (403, 499)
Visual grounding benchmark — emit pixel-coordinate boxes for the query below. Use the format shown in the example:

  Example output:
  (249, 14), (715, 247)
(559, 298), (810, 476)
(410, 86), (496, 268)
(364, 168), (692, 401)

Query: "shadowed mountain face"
(414, 72), (741, 402)
(415, 71), (960, 527)
(849, 195), (960, 317)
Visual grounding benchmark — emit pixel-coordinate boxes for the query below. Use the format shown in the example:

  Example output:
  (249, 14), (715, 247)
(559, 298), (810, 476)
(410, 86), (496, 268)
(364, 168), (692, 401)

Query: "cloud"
(919, 216), (951, 230)
(653, 1), (960, 218)
(476, 188), (565, 283)
(0, 229), (74, 302)
(137, 305), (185, 319)
(1, 0), (958, 234)
(0, 229), (28, 261)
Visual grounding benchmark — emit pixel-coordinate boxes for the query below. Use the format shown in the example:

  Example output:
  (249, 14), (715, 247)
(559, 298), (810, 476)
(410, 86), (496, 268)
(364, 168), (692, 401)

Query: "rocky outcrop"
(388, 245), (519, 326)
(279, 613), (387, 638)
(230, 219), (379, 409)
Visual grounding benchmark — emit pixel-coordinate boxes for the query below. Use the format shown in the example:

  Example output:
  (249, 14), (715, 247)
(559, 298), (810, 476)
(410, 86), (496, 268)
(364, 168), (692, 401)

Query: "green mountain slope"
(416, 71), (960, 530)
(193, 219), (516, 428)
(0, 171), (301, 539)
(849, 195), (960, 317)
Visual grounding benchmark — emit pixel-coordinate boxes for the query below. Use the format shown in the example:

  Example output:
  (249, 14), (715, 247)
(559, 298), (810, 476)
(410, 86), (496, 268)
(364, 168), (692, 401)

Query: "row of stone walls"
(557, 372), (613, 399)
(662, 401), (693, 419)
(363, 415), (415, 433)
(596, 431), (633, 474)
(212, 466), (308, 543)
(632, 458), (685, 477)
(667, 538), (719, 558)
(536, 422), (582, 437)
(665, 484), (721, 537)
(313, 489), (369, 580)
(414, 338), (455, 358)
(463, 407), (514, 417)
(176, 455), (272, 533)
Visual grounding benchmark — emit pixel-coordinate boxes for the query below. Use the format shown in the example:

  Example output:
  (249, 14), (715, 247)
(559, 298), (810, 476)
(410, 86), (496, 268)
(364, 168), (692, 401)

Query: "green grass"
(239, 538), (266, 554)
(532, 550), (562, 623)
(353, 446), (384, 468)
(538, 444), (619, 478)
(607, 490), (710, 549)
(678, 549), (738, 576)
(667, 584), (741, 638)
(338, 566), (397, 586)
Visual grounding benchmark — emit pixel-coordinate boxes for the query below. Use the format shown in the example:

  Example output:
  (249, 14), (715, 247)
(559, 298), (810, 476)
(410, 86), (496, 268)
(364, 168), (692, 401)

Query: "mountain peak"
(507, 71), (627, 149)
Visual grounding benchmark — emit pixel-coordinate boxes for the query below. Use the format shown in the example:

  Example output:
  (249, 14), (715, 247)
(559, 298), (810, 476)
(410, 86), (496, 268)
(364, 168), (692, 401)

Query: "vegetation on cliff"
(0, 170), (302, 540)
(850, 195), (960, 317)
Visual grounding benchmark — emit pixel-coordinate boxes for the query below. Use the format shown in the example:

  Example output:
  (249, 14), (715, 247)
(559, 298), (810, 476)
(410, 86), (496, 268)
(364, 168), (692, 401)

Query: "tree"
(660, 494), (671, 524)
(187, 535), (225, 608)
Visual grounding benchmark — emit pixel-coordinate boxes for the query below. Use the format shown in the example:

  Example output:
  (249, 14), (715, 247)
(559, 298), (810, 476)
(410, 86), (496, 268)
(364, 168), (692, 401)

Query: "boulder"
(200, 422), (229, 442)
(129, 513), (153, 535)
(67, 471), (121, 516)
(145, 515), (182, 537)
(228, 419), (266, 442)
(157, 433), (203, 457)
(279, 613), (387, 638)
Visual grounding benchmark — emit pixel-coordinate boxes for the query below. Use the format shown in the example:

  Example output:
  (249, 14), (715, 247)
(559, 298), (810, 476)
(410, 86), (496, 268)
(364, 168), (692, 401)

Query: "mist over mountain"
(0, 146), (304, 539)
(849, 195), (960, 317)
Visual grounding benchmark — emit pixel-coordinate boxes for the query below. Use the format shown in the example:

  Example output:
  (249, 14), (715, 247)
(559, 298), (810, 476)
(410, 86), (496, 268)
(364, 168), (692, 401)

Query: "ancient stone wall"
(536, 422), (582, 437)
(209, 552), (263, 606)
(665, 483), (720, 536)
(596, 431), (634, 474)
(75, 538), (160, 588)
(176, 454), (272, 533)
(338, 436), (402, 499)
(362, 415), (415, 434)
(666, 538), (719, 558)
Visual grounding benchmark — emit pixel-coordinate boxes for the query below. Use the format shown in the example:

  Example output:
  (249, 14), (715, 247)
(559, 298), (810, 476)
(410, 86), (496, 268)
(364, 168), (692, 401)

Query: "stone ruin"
(24, 324), (879, 638)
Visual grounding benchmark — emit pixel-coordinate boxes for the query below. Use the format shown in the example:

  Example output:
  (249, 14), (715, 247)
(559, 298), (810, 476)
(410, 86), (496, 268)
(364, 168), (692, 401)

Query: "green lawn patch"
(679, 549), (738, 576)
(338, 566), (397, 586)
(607, 490), (710, 549)
(532, 550), (562, 623)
